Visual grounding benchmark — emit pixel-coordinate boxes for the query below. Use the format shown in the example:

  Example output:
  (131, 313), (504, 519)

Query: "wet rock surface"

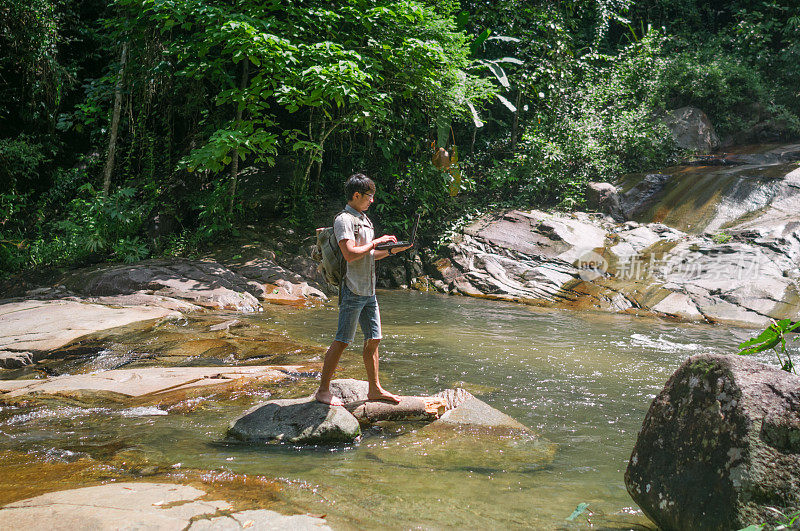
(228, 395), (363, 444)
(625, 354), (800, 531)
(0, 482), (331, 530)
(0, 245), (331, 369)
(0, 365), (300, 402)
(0, 300), (180, 368)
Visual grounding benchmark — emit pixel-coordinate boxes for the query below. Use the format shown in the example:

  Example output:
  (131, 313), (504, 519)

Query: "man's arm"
(339, 235), (398, 262)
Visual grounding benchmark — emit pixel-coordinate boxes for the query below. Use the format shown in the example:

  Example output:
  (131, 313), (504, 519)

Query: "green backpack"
(313, 211), (348, 286)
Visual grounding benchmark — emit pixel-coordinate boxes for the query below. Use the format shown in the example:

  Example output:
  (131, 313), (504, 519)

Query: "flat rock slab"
(0, 365), (301, 400)
(0, 300), (179, 356)
(0, 482), (330, 530)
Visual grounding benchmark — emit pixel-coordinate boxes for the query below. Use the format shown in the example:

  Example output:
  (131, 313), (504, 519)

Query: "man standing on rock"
(314, 173), (412, 406)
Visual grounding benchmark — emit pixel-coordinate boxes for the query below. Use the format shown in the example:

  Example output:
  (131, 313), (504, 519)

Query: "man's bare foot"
(314, 389), (344, 406)
(367, 388), (401, 404)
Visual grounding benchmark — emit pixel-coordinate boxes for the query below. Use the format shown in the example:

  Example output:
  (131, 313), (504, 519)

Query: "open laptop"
(375, 213), (420, 250)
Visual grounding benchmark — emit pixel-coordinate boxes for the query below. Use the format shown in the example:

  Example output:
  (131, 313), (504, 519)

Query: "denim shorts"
(335, 282), (382, 344)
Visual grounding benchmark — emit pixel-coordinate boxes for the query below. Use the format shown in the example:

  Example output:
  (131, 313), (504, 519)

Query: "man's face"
(352, 191), (374, 212)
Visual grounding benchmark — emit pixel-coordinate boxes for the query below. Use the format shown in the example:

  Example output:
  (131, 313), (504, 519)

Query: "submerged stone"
(366, 396), (556, 472)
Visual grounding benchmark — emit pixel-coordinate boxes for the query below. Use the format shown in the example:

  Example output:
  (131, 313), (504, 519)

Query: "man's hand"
(372, 235), (397, 247)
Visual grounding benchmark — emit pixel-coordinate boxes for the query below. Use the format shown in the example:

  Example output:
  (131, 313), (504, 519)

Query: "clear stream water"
(0, 291), (782, 529)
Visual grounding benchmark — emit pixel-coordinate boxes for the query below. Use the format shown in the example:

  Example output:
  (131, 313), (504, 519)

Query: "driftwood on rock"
(345, 396), (448, 424)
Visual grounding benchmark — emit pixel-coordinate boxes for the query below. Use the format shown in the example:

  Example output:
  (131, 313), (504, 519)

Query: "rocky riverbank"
(411, 142), (800, 328)
(0, 250), (328, 369)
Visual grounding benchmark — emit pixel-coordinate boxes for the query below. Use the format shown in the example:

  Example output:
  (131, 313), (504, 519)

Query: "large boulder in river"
(228, 396), (362, 444)
(664, 106), (720, 153)
(585, 182), (625, 221)
(625, 353), (800, 530)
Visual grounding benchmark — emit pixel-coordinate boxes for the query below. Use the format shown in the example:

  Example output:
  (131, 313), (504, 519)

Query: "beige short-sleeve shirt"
(334, 204), (376, 296)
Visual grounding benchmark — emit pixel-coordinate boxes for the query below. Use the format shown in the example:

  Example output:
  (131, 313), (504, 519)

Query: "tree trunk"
(301, 117), (343, 196)
(229, 60), (249, 215)
(312, 118), (325, 196)
(102, 41), (128, 197)
(510, 89), (523, 151)
(470, 125), (477, 153)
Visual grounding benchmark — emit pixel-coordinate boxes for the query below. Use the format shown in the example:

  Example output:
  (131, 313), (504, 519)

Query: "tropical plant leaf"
(487, 35), (521, 43)
(483, 61), (509, 87)
(496, 93), (517, 112)
(466, 101), (484, 128)
(493, 56), (524, 65)
(470, 28), (491, 55)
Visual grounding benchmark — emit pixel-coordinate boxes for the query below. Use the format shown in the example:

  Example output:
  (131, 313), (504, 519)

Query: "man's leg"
(315, 340), (348, 405)
(362, 339), (400, 403)
(358, 293), (400, 403)
(316, 284), (361, 406)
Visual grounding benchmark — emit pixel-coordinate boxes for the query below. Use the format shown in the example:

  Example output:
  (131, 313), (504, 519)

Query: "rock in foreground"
(227, 381), (527, 446)
(0, 482), (330, 530)
(625, 354), (800, 530)
(228, 396), (362, 444)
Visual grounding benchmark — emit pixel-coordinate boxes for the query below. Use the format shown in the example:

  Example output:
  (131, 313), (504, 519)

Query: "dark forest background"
(1, 0), (798, 273)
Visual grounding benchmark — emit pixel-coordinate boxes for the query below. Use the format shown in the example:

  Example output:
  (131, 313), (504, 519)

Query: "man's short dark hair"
(345, 173), (376, 200)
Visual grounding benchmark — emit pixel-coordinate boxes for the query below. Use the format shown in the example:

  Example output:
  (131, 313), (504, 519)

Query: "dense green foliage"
(1, 0), (799, 273)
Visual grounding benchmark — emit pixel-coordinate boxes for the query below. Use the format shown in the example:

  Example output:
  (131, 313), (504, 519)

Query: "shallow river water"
(0, 291), (777, 529)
